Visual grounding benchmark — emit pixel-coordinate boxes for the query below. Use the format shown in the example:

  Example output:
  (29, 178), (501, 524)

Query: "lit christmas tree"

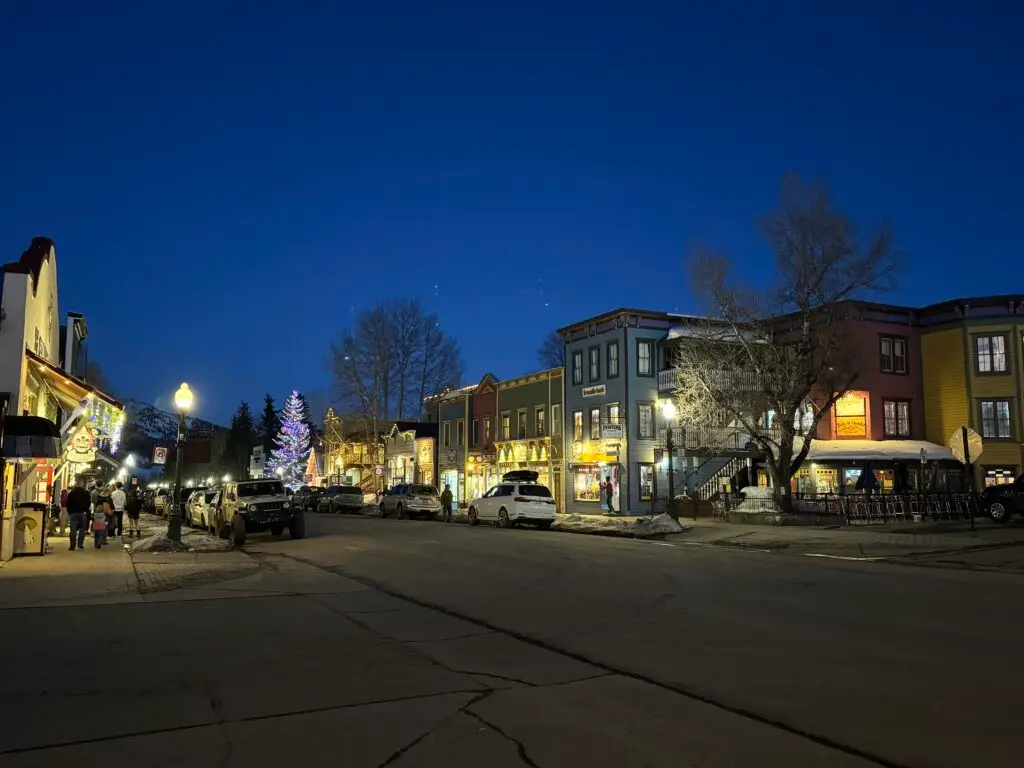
(266, 390), (311, 487)
(304, 448), (321, 486)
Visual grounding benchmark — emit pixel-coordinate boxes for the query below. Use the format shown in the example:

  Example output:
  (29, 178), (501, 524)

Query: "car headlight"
(248, 504), (257, 513)
(283, 501), (290, 509)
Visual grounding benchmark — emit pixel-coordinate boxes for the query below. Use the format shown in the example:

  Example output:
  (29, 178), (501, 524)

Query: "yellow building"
(920, 297), (1024, 488)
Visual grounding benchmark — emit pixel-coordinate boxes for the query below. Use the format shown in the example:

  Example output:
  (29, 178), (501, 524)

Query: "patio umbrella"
(855, 461), (879, 494)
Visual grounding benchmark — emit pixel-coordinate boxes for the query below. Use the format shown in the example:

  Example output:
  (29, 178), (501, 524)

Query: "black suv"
(980, 475), (1024, 522)
(293, 485), (325, 514)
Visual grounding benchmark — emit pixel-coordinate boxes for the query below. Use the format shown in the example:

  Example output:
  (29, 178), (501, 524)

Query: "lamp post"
(661, 400), (678, 518)
(169, 383), (194, 543)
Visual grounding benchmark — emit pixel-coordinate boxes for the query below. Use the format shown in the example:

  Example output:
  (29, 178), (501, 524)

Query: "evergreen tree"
(258, 394), (281, 456)
(266, 390), (311, 487)
(220, 402), (257, 479)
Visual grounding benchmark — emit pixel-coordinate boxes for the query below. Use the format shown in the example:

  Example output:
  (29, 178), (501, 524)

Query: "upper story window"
(975, 334), (1008, 374)
(535, 405), (546, 436)
(456, 419), (465, 446)
(637, 402), (654, 438)
(472, 419), (479, 446)
(572, 410), (583, 442)
(980, 399), (1013, 439)
(882, 400), (911, 438)
(442, 422), (451, 447)
(517, 409), (527, 439)
(607, 403), (620, 424)
(483, 417), (492, 443)
(879, 335), (907, 374)
(501, 412), (511, 440)
(572, 350), (584, 385)
(607, 341), (620, 378)
(551, 404), (562, 436)
(637, 340), (654, 377)
(589, 346), (601, 382)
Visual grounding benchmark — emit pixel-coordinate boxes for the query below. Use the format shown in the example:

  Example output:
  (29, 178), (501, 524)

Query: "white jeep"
(215, 479), (305, 546)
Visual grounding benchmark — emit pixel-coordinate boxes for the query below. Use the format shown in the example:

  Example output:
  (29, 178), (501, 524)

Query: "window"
(517, 409), (527, 438)
(472, 419), (479, 446)
(976, 334), (1008, 374)
(483, 417), (492, 443)
(637, 340), (654, 376)
(607, 341), (619, 378)
(590, 407), (601, 440)
(984, 467), (1018, 487)
(552, 404), (562, 436)
(442, 421), (451, 447)
(638, 402), (654, 438)
(501, 412), (511, 440)
(456, 419), (465, 446)
(639, 463), (655, 501)
(535, 405), (546, 436)
(574, 466), (601, 501)
(588, 346), (600, 382)
(834, 392), (868, 438)
(980, 399), (1013, 439)
(572, 350), (583, 385)
(879, 335), (908, 374)
(882, 400), (911, 438)
(607, 403), (620, 425)
(572, 410), (583, 441)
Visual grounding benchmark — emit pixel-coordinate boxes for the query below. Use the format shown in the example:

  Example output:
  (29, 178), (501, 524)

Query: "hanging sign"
(65, 424), (96, 464)
(153, 446), (168, 465)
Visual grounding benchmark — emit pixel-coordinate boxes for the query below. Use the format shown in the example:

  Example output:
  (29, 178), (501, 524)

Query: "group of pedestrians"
(63, 477), (143, 550)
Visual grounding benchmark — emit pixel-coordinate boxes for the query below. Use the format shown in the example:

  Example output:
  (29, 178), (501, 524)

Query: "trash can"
(14, 501), (48, 555)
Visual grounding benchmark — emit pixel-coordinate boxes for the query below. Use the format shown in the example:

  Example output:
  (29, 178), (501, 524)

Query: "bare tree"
(672, 174), (902, 510)
(330, 300), (464, 432)
(84, 361), (114, 394)
(537, 331), (565, 369)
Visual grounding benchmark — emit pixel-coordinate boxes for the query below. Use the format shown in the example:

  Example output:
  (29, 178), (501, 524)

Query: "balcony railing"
(658, 367), (764, 393)
(662, 425), (781, 453)
(658, 370), (677, 392)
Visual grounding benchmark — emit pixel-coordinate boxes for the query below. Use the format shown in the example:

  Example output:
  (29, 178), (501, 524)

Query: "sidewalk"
(0, 514), (258, 608)
(671, 518), (1024, 563)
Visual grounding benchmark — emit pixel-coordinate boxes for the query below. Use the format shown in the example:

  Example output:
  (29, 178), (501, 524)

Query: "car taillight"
(514, 496), (528, 502)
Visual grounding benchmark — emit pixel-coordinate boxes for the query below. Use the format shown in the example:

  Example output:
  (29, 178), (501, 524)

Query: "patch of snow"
(552, 513), (684, 537)
(797, 438), (954, 462)
(131, 529), (233, 553)
(735, 486), (783, 513)
(631, 513), (686, 536)
(131, 533), (190, 553)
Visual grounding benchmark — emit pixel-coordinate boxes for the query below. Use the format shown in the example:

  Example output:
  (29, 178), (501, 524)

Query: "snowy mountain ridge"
(123, 398), (223, 441)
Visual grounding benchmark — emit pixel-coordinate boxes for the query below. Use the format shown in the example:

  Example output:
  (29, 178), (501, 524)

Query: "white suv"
(468, 471), (556, 529)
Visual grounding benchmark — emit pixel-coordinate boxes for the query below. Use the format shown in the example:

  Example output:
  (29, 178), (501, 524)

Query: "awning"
(2, 416), (62, 459)
(800, 439), (956, 463)
(24, 349), (123, 412)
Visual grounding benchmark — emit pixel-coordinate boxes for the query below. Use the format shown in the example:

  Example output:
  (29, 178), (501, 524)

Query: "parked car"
(142, 489), (157, 513)
(467, 470), (556, 529)
(154, 488), (170, 517)
(187, 488), (221, 530)
(381, 483), (441, 520)
(214, 478), (304, 546)
(317, 485), (365, 514)
(293, 485), (324, 514)
(176, 486), (206, 524)
(980, 475), (1024, 522)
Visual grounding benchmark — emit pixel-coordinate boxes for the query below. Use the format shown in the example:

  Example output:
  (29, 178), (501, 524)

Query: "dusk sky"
(2, 2), (1019, 423)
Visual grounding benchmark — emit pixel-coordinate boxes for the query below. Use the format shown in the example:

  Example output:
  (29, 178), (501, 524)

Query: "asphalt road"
(5, 515), (1021, 768)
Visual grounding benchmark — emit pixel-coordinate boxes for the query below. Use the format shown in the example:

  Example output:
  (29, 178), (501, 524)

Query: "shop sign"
(582, 385), (606, 397)
(153, 446), (168, 465)
(514, 444), (528, 462)
(65, 424), (96, 464)
(601, 423), (623, 440)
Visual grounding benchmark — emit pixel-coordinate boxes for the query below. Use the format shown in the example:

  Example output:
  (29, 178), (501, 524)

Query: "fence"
(712, 491), (979, 525)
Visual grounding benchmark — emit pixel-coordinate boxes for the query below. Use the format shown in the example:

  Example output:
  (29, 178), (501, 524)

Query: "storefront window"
(834, 392), (867, 438)
(984, 467), (1017, 487)
(574, 466), (601, 501)
(814, 467), (837, 493)
(638, 463), (654, 501)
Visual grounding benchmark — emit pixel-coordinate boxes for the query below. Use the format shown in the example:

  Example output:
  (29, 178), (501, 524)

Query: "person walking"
(59, 487), (69, 536)
(440, 483), (454, 523)
(66, 477), (91, 551)
(125, 487), (143, 537)
(110, 482), (127, 539)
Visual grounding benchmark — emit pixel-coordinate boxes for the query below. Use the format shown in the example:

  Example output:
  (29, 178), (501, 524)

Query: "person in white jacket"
(110, 482), (127, 538)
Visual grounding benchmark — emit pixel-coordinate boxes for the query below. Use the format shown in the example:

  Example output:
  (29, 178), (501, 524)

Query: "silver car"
(382, 484), (441, 520)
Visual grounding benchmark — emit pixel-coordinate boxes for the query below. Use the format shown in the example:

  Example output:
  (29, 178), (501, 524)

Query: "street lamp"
(660, 400), (678, 517)
(222, 474), (231, 483)
(169, 382), (194, 543)
(125, 454), (136, 467)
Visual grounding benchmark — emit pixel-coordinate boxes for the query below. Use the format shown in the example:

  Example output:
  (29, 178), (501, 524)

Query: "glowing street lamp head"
(125, 454), (136, 467)
(661, 400), (677, 420)
(174, 383), (194, 412)
(222, 474), (231, 482)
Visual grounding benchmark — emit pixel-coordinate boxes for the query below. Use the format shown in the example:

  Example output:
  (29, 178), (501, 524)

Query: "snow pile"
(734, 486), (783, 514)
(553, 513), (685, 538)
(131, 530), (233, 553)
(360, 504), (383, 517)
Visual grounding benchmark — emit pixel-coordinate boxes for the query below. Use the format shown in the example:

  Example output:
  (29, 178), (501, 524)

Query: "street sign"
(949, 427), (983, 465)
(152, 446), (168, 465)
(373, 466), (384, 477)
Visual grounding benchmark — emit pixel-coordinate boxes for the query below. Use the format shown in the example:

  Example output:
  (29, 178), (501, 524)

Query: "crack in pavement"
(205, 688), (233, 768)
(0, 688), (484, 756)
(464, 705), (541, 768)
(375, 690), (494, 768)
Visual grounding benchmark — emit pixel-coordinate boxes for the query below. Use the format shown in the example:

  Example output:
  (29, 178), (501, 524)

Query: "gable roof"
(3, 237), (55, 297)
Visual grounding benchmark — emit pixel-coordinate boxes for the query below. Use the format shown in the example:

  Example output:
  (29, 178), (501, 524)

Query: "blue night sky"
(2, 2), (1019, 423)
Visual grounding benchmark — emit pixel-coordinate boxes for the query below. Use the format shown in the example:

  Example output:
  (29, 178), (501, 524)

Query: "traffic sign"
(949, 427), (983, 465)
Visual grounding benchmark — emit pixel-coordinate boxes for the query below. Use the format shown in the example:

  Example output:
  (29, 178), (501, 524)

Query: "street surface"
(3, 514), (1022, 767)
